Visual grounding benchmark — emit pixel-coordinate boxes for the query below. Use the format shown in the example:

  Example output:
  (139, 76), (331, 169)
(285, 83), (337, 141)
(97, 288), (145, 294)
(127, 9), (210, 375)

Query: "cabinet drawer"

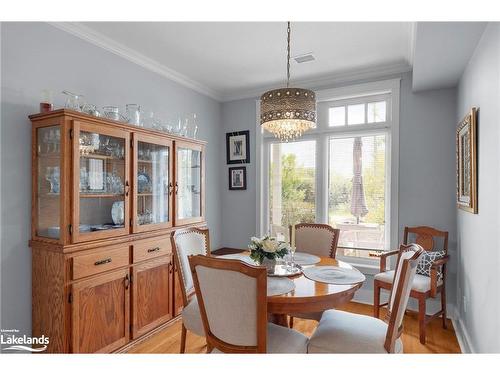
(133, 238), (171, 263)
(72, 246), (130, 280)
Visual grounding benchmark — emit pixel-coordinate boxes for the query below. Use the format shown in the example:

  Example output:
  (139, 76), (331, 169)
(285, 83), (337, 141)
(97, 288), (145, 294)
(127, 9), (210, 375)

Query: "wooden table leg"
(268, 313), (289, 327)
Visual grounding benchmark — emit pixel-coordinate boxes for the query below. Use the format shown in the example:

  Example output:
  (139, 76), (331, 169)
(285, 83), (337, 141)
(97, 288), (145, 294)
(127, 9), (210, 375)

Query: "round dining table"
(222, 252), (364, 327)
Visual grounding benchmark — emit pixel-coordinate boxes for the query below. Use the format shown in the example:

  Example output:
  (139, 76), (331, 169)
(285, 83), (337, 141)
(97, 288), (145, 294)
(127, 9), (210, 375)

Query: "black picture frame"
(228, 167), (247, 190)
(226, 130), (250, 164)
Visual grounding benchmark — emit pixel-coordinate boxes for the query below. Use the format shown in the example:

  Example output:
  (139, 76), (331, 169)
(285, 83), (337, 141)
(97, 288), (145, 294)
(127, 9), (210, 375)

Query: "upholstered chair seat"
(308, 244), (424, 354)
(211, 323), (308, 354)
(180, 297), (204, 337)
(189, 255), (309, 354)
(171, 228), (211, 353)
(374, 270), (443, 293)
(308, 310), (403, 353)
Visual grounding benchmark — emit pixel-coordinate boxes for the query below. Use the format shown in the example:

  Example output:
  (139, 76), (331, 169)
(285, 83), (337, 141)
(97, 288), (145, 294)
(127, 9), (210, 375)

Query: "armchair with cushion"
(373, 226), (449, 344)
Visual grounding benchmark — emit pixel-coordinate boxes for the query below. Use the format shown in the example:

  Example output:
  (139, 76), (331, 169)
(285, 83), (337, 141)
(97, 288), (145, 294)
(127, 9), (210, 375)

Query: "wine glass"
(289, 246), (296, 271)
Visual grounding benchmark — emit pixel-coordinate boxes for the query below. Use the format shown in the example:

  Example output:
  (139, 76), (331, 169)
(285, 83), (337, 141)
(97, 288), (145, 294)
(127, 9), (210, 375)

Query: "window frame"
(256, 78), (400, 271)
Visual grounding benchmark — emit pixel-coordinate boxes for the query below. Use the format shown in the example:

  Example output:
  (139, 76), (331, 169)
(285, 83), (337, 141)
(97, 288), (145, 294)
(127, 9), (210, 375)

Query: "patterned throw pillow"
(416, 250), (446, 279)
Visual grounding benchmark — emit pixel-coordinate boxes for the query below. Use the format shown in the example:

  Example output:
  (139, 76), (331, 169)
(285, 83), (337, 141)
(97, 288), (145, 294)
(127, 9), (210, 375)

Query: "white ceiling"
(62, 22), (414, 101)
(52, 22), (487, 101)
(412, 22), (487, 91)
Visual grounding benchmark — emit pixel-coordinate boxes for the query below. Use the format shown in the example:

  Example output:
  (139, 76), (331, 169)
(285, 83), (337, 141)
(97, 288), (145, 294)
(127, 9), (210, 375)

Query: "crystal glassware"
(102, 106), (126, 122)
(40, 89), (54, 113)
(181, 119), (188, 137)
(45, 166), (60, 194)
(62, 91), (83, 111)
(143, 111), (155, 128)
(81, 103), (101, 117)
(289, 246), (296, 270)
(126, 104), (142, 126)
(185, 113), (198, 139)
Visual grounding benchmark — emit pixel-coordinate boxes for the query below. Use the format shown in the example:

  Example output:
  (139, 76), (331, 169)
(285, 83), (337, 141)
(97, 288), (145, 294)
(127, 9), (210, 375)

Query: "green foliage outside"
(271, 136), (385, 228)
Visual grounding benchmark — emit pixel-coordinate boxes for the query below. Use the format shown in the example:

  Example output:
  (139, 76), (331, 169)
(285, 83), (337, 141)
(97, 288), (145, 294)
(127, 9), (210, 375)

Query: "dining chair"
(188, 255), (309, 353)
(292, 223), (340, 258)
(288, 223), (340, 327)
(171, 227), (211, 353)
(308, 244), (424, 353)
(373, 226), (449, 344)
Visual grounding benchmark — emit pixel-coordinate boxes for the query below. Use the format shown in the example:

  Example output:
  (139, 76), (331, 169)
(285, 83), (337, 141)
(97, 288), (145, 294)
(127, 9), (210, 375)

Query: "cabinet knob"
(124, 274), (130, 290)
(175, 182), (179, 194)
(168, 182), (173, 196)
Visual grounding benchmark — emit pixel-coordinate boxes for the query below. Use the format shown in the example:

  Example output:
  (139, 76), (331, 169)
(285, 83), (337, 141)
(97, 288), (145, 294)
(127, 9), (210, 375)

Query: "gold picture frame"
(456, 107), (478, 213)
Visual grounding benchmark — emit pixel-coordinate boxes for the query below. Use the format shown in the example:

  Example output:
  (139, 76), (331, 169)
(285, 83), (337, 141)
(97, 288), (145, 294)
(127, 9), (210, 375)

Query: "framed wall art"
(229, 166), (247, 190)
(456, 107), (478, 213)
(226, 130), (250, 164)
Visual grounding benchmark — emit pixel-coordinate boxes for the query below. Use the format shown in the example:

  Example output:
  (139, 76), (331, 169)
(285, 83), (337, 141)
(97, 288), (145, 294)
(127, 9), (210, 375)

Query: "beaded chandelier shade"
(260, 22), (316, 142)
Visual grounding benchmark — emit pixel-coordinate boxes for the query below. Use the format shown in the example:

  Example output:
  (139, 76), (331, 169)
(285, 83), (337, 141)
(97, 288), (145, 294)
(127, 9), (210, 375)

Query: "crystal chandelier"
(260, 22), (316, 142)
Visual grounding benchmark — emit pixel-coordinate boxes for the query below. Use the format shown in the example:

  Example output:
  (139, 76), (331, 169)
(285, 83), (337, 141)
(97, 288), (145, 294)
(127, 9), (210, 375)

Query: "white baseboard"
(451, 310), (474, 353)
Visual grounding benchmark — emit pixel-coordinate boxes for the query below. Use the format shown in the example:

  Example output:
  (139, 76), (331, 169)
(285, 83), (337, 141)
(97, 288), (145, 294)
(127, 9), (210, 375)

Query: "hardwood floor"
(126, 302), (461, 354)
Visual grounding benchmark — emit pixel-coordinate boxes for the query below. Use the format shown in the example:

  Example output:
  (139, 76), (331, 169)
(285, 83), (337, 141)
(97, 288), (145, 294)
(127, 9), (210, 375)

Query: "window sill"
(337, 256), (380, 275)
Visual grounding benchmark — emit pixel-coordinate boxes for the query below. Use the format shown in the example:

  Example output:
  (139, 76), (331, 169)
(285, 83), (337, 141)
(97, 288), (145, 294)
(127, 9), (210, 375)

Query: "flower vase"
(261, 258), (276, 272)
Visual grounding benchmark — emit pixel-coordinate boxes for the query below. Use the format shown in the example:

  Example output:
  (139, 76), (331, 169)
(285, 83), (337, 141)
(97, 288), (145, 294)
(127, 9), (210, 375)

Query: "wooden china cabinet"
(29, 109), (206, 353)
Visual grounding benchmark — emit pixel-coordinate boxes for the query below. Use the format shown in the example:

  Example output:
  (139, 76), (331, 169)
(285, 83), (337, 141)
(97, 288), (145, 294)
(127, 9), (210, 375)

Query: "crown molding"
(408, 22), (417, 67)
(48, 22), (222, 101)
(219, 61), (412, 102)
(48, 22), (413, 104)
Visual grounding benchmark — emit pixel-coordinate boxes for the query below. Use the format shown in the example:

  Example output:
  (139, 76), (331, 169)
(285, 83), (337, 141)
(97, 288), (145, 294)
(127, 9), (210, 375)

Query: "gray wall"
(0, 22), (223, 337)
(220, 72), (458, 308)
(456, 23), (500, 353)
(221, 98), (257, 249)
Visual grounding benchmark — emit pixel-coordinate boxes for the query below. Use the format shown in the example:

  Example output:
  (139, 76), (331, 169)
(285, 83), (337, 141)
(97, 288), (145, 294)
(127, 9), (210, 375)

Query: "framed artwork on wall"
(456, 107), (478, 213)
(226, 130), (250, 164)
(229, 166), (247, 190)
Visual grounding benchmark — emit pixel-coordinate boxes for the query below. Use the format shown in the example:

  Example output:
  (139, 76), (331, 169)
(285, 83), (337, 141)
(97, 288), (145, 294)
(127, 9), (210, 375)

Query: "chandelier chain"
(286, 21), (291, 88)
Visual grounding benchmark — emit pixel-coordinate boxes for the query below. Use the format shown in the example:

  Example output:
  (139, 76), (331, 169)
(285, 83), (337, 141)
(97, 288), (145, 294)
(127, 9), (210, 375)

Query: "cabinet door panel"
(71, 269), (130, 353)
(132, 134), (173, 233)
(132, 256), (172, 338)
(174, 141), (205, 226)
(72, 121), (130, 243)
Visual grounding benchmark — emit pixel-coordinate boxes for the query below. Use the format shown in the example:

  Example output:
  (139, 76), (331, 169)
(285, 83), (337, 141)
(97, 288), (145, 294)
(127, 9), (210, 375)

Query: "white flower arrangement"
(248, 235), (291, 264)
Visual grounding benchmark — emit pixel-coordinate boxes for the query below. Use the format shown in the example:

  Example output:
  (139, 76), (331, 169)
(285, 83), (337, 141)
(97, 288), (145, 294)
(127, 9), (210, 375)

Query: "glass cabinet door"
(133, 135), (173, 232)
(175, 142), (204, 226)
(35, 125), (62, 240)
(73, 122), (130, 242)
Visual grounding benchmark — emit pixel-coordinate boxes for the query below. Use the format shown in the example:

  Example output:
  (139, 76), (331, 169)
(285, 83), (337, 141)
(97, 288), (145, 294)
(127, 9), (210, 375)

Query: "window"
(260, 80), (400, 267)
(367, 101), (386, 123)
(269, 140), (316, 241)
(329, 134), (387, 258)
(329, 107), (345, 127)
(347, 104), (365, 125)
(328, 100), (388, 127)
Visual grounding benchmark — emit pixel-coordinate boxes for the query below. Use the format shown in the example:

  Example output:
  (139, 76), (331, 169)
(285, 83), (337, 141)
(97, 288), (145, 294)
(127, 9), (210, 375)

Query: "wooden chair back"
(403, 226), (448, 254)
(384, 243), (424, 353)
(188, 255), (268, 353)
(171, 227), (211, 307)
(291, 223), (340, 258)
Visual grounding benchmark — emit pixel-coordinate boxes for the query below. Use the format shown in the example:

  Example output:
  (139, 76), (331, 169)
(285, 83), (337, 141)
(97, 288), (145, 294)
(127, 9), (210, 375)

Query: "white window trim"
(256, 78), (400, 259)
